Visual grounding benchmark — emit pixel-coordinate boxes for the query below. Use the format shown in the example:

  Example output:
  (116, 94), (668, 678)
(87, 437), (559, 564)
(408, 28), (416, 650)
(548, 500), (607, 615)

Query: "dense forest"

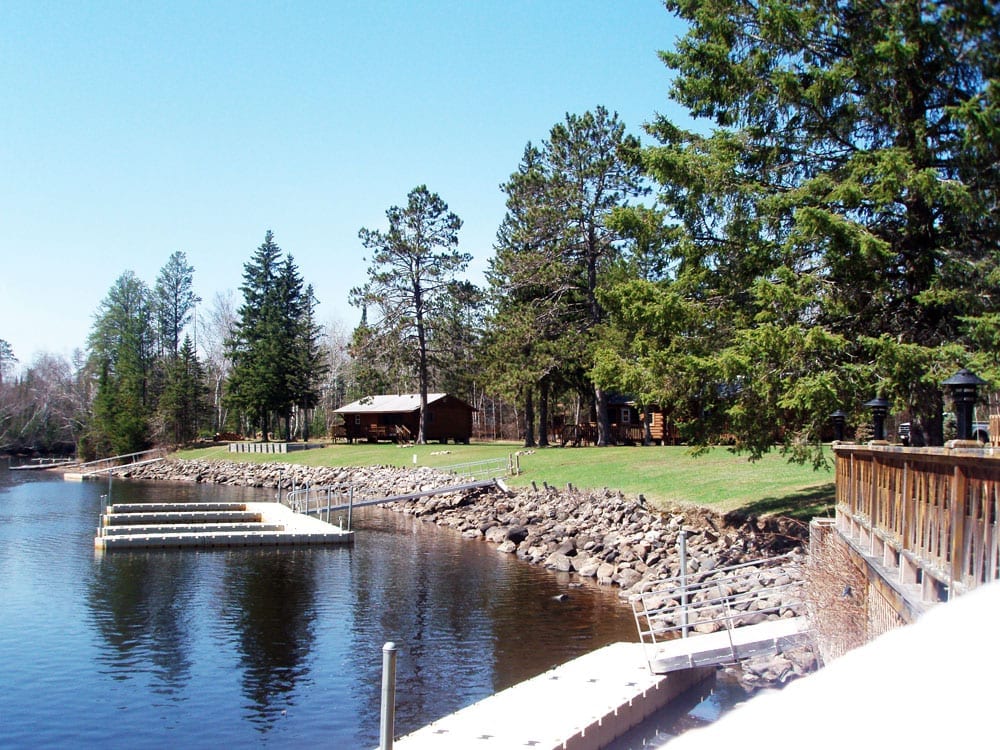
(2, 1), (998, 462)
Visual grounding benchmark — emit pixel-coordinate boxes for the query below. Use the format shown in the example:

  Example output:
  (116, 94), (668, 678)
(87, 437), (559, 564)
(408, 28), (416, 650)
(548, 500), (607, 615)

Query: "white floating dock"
(393, 642), (713, 750)
(94, 501), (353, 550)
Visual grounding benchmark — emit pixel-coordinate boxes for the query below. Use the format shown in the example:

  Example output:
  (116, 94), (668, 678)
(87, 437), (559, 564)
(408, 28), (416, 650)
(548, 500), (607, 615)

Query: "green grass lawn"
(176, 441), (835, 520)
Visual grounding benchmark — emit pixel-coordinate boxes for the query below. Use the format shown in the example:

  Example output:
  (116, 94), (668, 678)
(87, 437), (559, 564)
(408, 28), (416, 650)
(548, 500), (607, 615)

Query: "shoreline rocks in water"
(113, 457), (819, 688)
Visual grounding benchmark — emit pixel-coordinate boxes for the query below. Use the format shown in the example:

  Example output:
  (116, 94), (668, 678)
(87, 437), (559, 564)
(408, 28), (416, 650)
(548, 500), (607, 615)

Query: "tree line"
(2, 0), (997, 460)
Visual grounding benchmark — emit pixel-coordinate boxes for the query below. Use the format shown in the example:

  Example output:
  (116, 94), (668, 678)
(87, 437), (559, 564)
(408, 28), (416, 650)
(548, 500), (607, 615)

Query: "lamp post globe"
(942, 368), (988, 441)
(864, 396), (890, 442)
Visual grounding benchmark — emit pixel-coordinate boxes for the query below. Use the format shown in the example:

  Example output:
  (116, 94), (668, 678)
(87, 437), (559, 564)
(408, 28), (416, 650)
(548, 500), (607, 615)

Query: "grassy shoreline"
(175, 442), (835, 521)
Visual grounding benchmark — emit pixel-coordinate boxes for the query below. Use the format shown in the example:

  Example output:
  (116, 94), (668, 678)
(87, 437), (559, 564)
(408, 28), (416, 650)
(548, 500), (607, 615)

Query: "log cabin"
(559, 397), (680, 446)
(334, 393), (474, 444)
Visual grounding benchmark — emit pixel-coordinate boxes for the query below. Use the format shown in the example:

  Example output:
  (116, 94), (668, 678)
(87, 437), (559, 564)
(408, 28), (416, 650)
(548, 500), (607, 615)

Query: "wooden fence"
(834, 444), (1000, 599)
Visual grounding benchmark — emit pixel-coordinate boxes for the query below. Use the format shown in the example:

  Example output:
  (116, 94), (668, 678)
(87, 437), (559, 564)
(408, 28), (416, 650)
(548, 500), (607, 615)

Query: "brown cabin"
(559, 397), (679, 446)
(334, 393), (474, 444)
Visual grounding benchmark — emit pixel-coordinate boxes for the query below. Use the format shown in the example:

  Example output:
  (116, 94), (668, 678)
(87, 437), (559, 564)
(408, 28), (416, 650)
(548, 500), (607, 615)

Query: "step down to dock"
(393, 642), (713, 750)
(95, 501), (353, 551)
(102, 510), (263, 526)
(100, 522), (287, 536)
(109, 502), (250, 513)
(101, 510), (262, 526)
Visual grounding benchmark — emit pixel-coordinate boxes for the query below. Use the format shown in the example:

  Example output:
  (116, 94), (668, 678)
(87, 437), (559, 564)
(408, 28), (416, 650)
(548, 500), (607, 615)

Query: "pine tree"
(86, 271), (155, 455)
(226, 231), (320, 441)
(627, 0), (1000, 458)
(227, 231), (291, 440)
(488, 109), (645, 445)
(159, 335), (208, 444)
(351, 186), (470, 443)
(153, 251), (200, 359)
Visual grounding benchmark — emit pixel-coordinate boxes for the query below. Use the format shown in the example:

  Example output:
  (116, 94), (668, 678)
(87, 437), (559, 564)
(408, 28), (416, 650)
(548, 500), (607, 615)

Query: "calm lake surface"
(0, 461), (738, 748)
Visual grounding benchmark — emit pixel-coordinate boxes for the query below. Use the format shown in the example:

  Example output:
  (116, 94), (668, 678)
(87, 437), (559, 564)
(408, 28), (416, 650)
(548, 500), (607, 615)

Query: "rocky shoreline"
(114, 457), (819, 687)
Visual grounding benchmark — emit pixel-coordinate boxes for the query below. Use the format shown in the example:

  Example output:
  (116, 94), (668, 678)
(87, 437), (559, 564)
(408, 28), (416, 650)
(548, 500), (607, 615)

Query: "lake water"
(0, 461), (741, 748)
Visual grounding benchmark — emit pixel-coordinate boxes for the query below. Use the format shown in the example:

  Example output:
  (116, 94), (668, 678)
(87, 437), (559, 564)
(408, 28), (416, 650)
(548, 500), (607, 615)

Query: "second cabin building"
(334, 393), (474, 444)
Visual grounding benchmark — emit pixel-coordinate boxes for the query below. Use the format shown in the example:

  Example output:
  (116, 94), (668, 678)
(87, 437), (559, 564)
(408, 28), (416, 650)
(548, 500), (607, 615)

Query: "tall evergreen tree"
(287, 282), (326, 440)
(488, 144), (573, 446)
(226, 231), (319, 441)
(227, 231), (290, 440)
(159, 335), (208, 444)
(153, 251), (200, 359)
(351, 185), (470, 443)
(621, 0), (1000, 459)
(86, 271), (155, 455)
(488, 109), (645, 445)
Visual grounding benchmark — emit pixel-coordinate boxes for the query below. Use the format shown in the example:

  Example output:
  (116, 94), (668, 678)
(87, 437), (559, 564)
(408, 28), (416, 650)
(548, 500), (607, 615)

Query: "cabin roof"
(334, 393), (452, 414)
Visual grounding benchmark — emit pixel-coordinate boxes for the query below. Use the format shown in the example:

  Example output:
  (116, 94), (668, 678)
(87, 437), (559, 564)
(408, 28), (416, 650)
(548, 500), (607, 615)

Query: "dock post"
(678, 530), (689, 638)
(347, 486), (354, 531)
(380, 641), (398, 750)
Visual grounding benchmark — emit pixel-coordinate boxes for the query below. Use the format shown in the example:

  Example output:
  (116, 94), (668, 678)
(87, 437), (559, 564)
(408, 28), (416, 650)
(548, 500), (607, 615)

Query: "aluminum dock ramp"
(645, 616), (811, 673)
(631, 551), (814, 674)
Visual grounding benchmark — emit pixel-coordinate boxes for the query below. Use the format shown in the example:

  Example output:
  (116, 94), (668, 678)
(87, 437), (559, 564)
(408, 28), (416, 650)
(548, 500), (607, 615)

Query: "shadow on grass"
(728, 483), (836, 522)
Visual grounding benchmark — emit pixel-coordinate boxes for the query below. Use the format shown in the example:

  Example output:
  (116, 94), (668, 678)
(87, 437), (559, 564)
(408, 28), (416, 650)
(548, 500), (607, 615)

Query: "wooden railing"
(834, 444), (1000, 598)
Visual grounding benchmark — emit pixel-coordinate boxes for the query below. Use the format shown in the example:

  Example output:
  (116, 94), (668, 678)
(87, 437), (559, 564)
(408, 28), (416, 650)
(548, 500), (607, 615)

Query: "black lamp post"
(830, 409), (847, 442)
(864, 396), (890, 441)
(942, 368), (987, 441)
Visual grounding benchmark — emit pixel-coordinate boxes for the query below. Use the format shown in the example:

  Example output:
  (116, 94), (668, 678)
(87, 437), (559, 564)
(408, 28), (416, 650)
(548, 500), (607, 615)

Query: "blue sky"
(1, 1), (691, 365)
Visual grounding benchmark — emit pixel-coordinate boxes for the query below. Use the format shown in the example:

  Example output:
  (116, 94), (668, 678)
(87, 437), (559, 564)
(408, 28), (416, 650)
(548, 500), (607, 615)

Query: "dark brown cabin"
(334, 393), (474, 444)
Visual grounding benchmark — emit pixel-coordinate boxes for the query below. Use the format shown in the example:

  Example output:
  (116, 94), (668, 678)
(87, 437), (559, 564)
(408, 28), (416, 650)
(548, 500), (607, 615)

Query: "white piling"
(380, 641), (398, 750)
(678, 530), (689, 637)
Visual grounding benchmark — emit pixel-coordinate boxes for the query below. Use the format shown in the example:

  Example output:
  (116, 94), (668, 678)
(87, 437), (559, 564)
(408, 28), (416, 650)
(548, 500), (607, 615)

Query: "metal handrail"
(281, 476), (502, 530)
(282, 483), (355, 527)
(73, 449), (164, 472)
(439, 455), (518, 480)
(631, 552), (805, 651)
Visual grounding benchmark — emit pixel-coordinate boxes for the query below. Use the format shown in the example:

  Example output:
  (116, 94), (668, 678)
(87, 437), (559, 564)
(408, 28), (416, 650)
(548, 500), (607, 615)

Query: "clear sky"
(1, 1), (692, 367)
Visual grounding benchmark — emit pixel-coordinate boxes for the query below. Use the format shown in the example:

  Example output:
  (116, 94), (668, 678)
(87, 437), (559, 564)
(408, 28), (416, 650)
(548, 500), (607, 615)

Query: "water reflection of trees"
(345, 511), (499, 743)
(220, 549), (319, 732)
(343, 509), (637, 744)
(88, 545), (324, 735)
(88, 551), (195, 696)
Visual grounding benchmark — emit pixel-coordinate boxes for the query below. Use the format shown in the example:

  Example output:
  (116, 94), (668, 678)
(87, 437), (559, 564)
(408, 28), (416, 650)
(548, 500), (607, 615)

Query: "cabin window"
(621, 408), (631, 424)
(354, 415), (361, 425)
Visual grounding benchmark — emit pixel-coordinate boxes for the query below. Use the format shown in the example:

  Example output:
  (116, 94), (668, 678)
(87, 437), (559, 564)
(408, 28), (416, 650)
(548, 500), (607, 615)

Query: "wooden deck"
(834, 443), (1000, 599)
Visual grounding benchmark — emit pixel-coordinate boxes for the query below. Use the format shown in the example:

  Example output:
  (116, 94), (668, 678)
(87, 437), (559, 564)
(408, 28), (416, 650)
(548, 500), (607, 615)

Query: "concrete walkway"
(392, 642), (712, 750)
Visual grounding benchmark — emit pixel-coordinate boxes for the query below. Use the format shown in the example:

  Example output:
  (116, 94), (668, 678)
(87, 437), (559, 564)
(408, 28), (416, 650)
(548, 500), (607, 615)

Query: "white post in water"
(347, 486), (354, 531)
(678, 530), (689, 638)
(380, 642), (398, 750)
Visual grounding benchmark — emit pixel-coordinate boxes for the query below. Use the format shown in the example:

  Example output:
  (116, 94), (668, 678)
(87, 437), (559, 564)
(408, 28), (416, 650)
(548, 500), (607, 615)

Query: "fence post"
(380, 642), (398, 750)
(950, 464), (968, 594)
